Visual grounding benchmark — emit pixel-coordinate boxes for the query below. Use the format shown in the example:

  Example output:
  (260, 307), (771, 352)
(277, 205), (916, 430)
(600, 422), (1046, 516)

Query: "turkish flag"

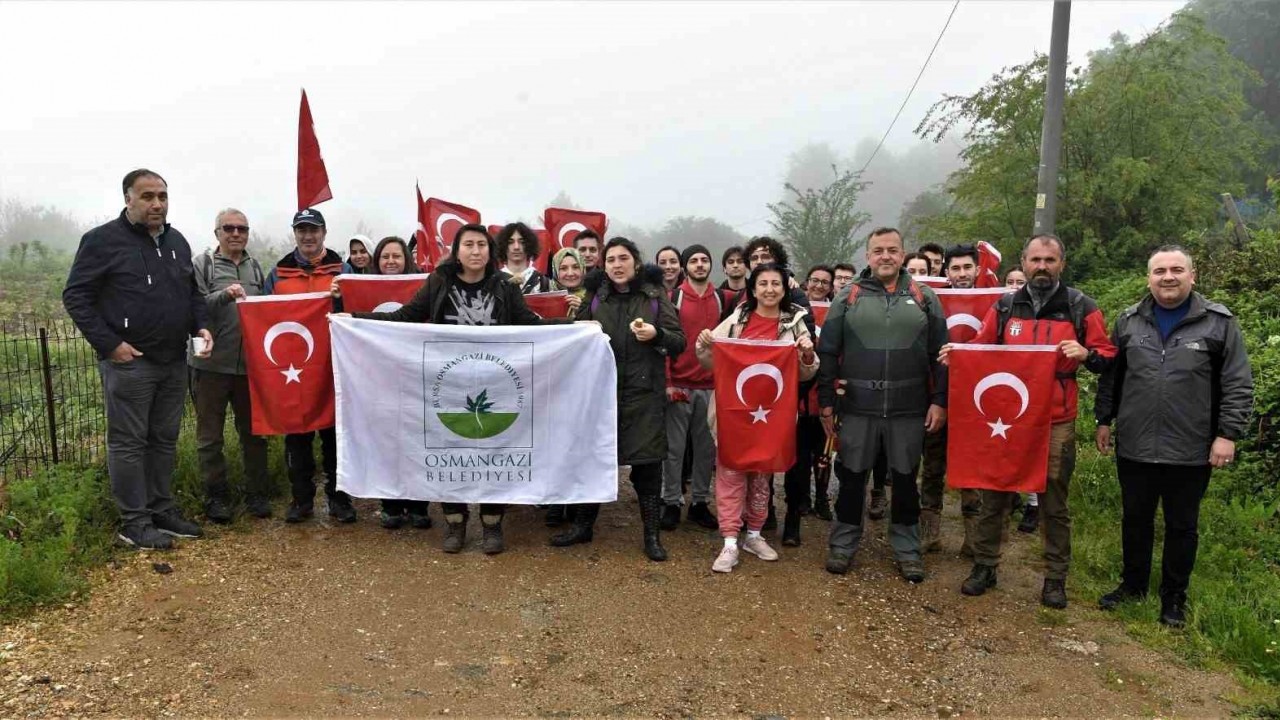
(338, 274), (429, 313)
(935, 288), (1008, 343)
(946, 344), (1058, 493)
(712, 338), (799, 472)
(523, 290), (571, 319)
(297, 89), (332, 211)
(809, 301), (830, 338)
(543, 208), (607, 274)
(917, 276), (949, 289)
(237, 292), (335, 435)
(487, 224), (505, 238)
(419, 197), (481, 272)
(414, 184), (430, 261)
(976, 241), (1002, 288)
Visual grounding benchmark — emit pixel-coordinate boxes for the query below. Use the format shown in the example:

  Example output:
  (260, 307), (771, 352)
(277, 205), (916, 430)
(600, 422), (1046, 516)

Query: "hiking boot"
(961, 564), (998, 596)
(712, 544), (740, 573)
(544, 505), (567, 527)
(328, 497), (357, 524)
(154, 511), (202, 539)
(763, 503), (778, 532)
(781, 509), (801, 547)
(813, 494), (832, 521)
(380, 510), (406, 529)
(742, 535), (779, 561)
(1041, 578), (1068, 610)
(205, 496), (233, 525)
(442, 516), (467, 553)
(898, 559), (926, 584)
(638, 495), (668, 562)
(797, 495), (812, 517)
(409, 511), (432, 529)
(1159, 594), (1187, 628)
(481, 518), (505, 555)
(660, 503), (681, 531)
(550, 504), (598, 547)
(285, 501), (314, 523)
(920, 510), (942, 553)
(1099, 584), (1146, 611)
(117, 524), (174, 550)
(245, 496), (272, 519)
(825, 550), (853, 575)
(687, 502), (718, 530)
(867, 489), (887, 521)
(1018, 504), (1040, 534)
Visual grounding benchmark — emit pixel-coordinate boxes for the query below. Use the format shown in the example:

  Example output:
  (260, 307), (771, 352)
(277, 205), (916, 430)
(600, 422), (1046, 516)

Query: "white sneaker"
(742, 535), (779, 561)
(712, 545), (740, 573)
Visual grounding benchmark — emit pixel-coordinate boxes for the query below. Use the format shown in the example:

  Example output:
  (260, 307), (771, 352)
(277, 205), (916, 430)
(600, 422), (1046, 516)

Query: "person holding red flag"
(263, 208), (356, 524)
(943, 234), (1116, 609)
(696, 263), (817, 572)
(817, 227), (948, 583)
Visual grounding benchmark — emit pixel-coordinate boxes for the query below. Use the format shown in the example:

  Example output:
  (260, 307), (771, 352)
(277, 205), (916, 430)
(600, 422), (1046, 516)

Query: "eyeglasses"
(220, 224), (250, 235)
(808, 278), (831, 286)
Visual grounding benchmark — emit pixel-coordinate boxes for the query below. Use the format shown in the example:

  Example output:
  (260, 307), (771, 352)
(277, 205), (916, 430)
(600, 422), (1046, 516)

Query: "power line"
(855, 0), (961, 176)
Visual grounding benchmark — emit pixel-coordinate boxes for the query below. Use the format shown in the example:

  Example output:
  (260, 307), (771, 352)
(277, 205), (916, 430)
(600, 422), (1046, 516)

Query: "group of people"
(63, 169), (1253, 629)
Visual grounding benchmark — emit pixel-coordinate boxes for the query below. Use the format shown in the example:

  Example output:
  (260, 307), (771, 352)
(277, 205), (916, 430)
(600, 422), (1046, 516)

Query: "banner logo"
(424, 342), (533, 447)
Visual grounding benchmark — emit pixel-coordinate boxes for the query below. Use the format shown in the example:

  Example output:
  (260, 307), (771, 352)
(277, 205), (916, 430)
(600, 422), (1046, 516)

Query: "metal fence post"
(37, 327), (59, 464)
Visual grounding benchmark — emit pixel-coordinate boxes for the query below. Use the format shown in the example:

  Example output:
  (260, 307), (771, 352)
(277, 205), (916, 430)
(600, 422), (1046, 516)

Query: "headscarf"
(347, 235), (372, 274)
(551, 246), (586, 293)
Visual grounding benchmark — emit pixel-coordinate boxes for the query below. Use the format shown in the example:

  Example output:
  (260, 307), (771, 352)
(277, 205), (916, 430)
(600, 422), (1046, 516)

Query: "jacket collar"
(117, 209), (170, 243)
(1137, 291), (1206, 323)
(1009, 280), (1069, 318)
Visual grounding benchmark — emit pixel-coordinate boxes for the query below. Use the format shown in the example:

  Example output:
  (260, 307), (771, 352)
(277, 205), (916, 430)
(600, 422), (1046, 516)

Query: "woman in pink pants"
(695, 263), (818, 573)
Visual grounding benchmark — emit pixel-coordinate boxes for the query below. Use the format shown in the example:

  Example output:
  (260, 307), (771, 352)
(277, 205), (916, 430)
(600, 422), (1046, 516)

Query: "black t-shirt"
(442, 277), (497, 326)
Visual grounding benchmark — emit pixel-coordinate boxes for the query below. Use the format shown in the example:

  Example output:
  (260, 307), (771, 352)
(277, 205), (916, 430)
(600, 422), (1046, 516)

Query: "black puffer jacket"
(578, 266), (686, 465)
(357, 258), (558, 326)
(62, 210), (207, 363)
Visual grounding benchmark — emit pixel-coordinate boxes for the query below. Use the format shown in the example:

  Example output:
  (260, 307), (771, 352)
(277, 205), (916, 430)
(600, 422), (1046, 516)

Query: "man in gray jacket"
(1094, 245), (1253, 628)
(189, 208), (271, 522)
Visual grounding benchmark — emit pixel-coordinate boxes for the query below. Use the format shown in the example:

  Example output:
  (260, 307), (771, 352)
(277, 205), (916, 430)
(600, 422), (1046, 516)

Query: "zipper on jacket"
(882, 293), (892, 418)
(124, 317), (129, 329)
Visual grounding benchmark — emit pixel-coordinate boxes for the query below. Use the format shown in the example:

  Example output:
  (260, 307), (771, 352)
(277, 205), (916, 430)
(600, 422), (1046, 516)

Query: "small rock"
(152, 562), (173, 575)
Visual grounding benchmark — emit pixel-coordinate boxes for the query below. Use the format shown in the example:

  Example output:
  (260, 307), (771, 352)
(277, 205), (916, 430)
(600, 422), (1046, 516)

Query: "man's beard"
(1030, 272), (1056, 290)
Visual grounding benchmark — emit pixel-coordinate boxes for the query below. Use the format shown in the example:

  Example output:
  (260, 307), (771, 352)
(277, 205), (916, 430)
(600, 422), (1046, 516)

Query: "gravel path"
(0, 482), (1239, 717)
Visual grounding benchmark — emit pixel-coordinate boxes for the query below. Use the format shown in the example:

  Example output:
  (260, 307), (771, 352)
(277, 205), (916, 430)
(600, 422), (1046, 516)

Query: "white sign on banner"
(330, 317), (619, 504)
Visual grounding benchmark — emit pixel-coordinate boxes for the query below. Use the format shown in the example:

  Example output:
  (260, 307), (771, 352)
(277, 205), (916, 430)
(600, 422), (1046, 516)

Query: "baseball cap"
(292, 208), (326, 228)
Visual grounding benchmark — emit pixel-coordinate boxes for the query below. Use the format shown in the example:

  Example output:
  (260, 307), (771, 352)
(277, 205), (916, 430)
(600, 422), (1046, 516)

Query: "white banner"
(330, 317), (619, 504)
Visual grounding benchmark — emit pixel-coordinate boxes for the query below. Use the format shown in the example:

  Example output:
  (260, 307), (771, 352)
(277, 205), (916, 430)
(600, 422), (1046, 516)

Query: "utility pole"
(1033, 1), (1071, 236)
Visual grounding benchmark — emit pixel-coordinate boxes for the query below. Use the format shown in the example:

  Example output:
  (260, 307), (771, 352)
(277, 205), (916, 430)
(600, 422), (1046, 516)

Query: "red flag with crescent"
(809, 301), (830, 338)
(946, 344), (1058, 493)
(419, 198), (481, 272)
(543, 208), (607, 274)
(337, 274), (428, 314)
(712, 338), (799, 472)
(237, 293), (335, 435)
(297, 89), (333, 211)
(935, 288), (1009, 343)
(414, 184), (430, 263)
(523, 290), (572, 319)
(917, 276), (949, 289)
(976, 241), (1002, 288)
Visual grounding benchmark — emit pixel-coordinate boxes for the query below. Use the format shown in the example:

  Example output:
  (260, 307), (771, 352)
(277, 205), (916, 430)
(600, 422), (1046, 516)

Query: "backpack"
(671, 285), (729, 322)
(993, 287), (1088, 345)
(841, 277), (928, 312)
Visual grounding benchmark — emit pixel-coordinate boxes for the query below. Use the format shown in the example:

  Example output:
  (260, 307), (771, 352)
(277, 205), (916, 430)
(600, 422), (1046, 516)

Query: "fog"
(0, 1), (1181, 252)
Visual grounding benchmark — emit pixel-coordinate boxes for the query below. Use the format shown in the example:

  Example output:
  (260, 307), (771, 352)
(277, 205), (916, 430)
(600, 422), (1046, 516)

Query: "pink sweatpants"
(715, 467), (772, 538)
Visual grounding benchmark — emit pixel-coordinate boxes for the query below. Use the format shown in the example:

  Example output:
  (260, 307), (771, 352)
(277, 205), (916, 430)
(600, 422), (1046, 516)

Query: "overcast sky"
(0, 0), (1182, 250)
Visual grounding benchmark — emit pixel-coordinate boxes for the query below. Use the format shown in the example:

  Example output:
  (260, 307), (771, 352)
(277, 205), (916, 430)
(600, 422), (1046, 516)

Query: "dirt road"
(0, 486), (1239, 717)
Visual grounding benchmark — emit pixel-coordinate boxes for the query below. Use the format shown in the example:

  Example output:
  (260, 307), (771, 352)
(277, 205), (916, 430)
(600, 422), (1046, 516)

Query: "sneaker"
(153, 512), (202, 538)
(1099, 584), (1146, 611)
(712, 545), (740, 573)
(660, 504), (681, 531)
(117, 524), (174, 550)
(1018, 504), (1040, 534)
(328, 498), (357, 524)
(380, 511), (405, 529)
(687, 502), (718, 530)
(1159, 595), (1187, 628)
(742, 535), (779, 561)
(245, 496), (273, 519)
(1041, 578), (1068, 610)
(205, 497), (233, 525)
(409, 512), (433, 529)
(285, 501), (314, 523)
(961, 564), (998, 596)
(898, 559), (926, 584)
(867, 490), (888, 521)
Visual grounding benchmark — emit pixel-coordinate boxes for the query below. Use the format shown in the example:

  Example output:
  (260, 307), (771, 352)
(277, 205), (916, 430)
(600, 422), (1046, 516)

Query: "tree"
(897, 187), (955, 247)
(915, 12), (1271, 275)
(767, 165), (871, 273)
(646, 216), (746, 279)
(0, 198), (85, 253)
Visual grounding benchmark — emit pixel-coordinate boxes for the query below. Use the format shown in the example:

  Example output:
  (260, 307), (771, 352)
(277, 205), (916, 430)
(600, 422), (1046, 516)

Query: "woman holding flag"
(550, 238), (685, 561)
(695, 263), (818, 573)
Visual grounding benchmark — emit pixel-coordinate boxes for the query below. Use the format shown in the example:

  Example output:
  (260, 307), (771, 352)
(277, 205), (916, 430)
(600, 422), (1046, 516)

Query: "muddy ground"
(0, 480), (1241, 718)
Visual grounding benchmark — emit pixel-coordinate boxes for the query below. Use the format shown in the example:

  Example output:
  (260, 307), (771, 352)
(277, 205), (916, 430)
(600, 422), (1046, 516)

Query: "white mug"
(189, 335), (208, 355)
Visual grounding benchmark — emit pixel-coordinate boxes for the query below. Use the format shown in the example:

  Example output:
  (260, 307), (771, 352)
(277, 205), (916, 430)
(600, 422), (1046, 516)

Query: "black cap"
(292, 208), (326, 228)
(680, 244), (712, 268)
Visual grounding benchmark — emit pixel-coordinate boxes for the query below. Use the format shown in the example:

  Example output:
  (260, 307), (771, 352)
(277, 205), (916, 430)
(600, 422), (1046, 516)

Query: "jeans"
(98, 358), (186, 526)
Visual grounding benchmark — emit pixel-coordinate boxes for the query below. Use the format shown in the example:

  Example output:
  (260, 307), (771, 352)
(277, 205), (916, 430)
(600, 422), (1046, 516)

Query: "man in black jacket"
(63, 169), (211, 550)
(1094, 245), (1253, 627)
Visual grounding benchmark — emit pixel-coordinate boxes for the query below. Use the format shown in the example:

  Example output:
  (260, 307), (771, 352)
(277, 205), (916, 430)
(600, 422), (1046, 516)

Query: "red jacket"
(666, 280), (731, 390)
(971, 283), (1116, 423)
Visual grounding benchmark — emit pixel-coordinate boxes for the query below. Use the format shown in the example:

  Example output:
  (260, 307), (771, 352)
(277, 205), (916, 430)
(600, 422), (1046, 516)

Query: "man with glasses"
(832, 263), (856, 295)
(189, 209), (270, 522)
